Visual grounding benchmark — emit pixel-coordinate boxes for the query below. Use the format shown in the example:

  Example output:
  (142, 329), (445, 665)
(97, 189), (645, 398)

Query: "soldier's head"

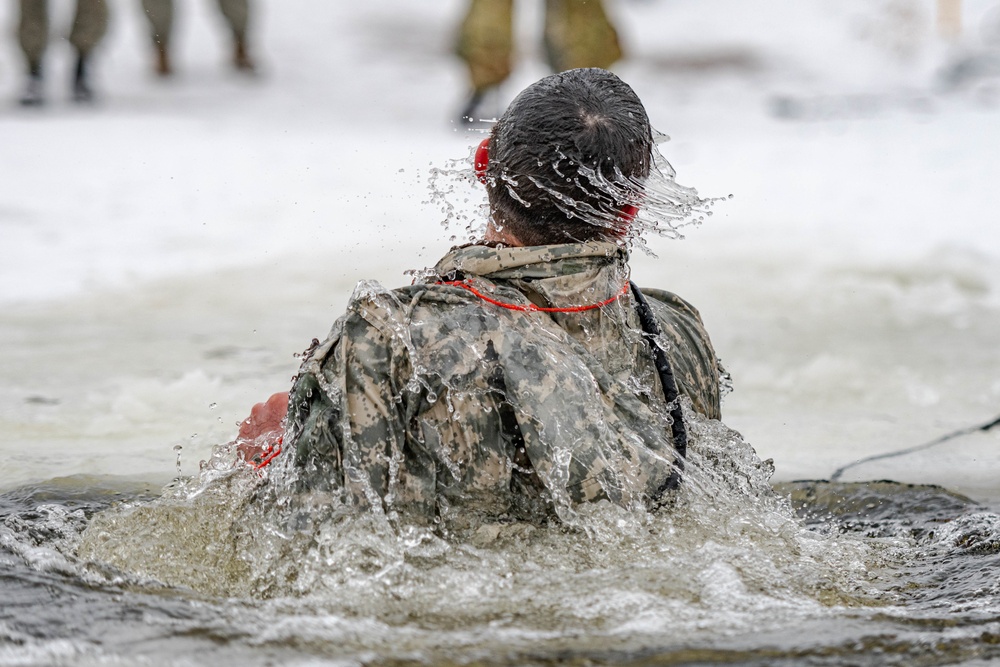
(477, 68), (653, 246)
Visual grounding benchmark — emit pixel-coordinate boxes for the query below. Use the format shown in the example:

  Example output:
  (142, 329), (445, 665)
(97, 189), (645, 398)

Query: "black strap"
(629, 281), (687, 496)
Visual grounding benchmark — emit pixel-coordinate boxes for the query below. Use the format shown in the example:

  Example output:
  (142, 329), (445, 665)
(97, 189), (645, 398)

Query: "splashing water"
(425, 133), (724, 255)
(425, 147), (488, 245)
(69, 414), (870, 612)
(4, 413), (1000, 664)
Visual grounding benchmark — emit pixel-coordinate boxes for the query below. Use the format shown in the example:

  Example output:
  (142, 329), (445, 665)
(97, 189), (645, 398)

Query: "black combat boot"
(458, 87), (502, 128)
(73, 53), (94, 103)
(19, 63), (44, 107)
(459, 90), (484, 125)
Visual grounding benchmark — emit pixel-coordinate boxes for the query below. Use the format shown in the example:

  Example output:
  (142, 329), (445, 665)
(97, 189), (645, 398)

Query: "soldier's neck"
(483, 219), (524, 247)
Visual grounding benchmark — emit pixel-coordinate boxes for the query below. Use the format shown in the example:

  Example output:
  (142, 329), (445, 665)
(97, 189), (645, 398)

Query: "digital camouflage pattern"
(286, 242), (721, 524)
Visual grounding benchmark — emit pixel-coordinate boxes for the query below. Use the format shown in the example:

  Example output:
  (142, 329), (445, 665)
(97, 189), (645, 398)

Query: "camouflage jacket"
(286, 241), (721, 523)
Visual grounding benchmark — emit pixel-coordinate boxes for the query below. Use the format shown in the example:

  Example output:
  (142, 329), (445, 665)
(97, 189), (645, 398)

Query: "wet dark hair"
(485, 68), (653, 245)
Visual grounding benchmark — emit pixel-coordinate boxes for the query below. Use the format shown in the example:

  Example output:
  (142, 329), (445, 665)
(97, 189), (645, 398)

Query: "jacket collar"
(433, 241), (626, 281)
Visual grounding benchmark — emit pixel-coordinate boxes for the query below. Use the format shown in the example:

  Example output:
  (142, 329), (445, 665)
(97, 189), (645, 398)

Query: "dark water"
(3, 449), (1000, 666)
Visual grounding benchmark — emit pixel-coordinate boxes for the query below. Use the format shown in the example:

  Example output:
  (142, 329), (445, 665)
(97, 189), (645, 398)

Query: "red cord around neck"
(438, 280), (628, 313)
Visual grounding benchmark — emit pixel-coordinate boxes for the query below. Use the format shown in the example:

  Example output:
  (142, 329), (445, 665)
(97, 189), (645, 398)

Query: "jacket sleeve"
(285, 302), (437, 518)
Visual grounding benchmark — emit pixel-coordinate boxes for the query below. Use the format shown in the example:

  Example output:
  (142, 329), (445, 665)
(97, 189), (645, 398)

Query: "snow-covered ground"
(2, 0), (999, 500)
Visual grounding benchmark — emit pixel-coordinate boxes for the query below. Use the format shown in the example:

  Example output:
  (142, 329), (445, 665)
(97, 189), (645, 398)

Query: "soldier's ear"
(474, 138), (490, 184)
(608, 204), (640, 238)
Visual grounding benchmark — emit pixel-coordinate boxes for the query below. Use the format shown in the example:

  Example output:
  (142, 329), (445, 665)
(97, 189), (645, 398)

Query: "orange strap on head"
(474, 138), (490, 184)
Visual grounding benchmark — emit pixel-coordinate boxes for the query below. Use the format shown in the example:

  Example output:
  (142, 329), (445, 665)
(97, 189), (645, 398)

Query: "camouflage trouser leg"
(18, 0), (48, 71)
(216, 0), (249, 40)
(141, 0), (173, 46)
(69, 0), (108, 56)
(543, 0), (622, 73)
(455, 0), (514, 93)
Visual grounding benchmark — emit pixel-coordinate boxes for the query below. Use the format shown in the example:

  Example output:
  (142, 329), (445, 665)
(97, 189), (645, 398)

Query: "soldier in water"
(238, 68), (722, 525)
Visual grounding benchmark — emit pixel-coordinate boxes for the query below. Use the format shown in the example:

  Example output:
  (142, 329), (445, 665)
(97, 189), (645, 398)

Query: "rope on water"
(829, 412), (1000, 482)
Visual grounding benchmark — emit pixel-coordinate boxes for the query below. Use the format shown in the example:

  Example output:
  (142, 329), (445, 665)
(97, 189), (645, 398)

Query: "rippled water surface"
(4, 417), (1000, 666)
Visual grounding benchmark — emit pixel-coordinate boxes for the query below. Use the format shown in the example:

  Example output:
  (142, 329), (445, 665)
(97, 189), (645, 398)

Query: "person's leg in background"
(543, 0), (622, 73)
(141, 0), (173, 75)
(455, 0), (514, 123)
(18, 0), (49, 105)
(216, 0), (254, 71)
(69, 0), (109, 100)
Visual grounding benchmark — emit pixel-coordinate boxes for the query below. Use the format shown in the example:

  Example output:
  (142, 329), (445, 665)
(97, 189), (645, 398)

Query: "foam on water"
(67, 413), (874, 635)
(3, 446), (1000, 664)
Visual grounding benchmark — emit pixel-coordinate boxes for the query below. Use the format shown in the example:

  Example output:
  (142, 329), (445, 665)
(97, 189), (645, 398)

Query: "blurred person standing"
(140, 0), (254, 76)
(17, 0), (109, 105)
(455, 0), (623, 122)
